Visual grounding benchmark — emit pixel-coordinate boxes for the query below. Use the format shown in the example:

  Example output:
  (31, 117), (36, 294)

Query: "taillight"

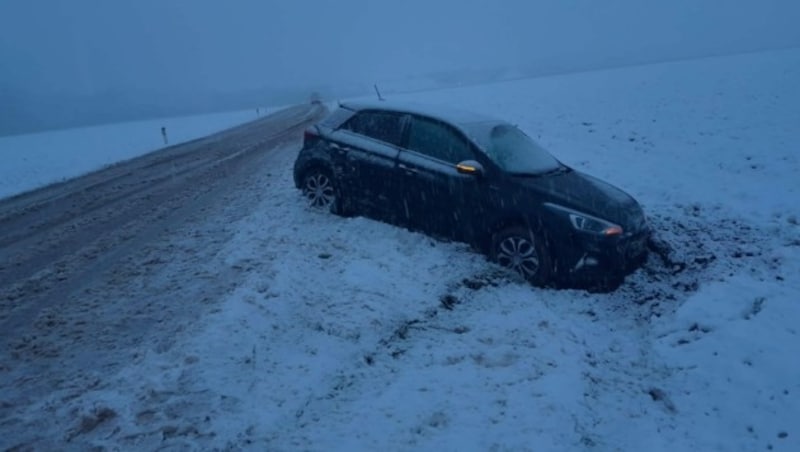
(303, 129), (320, 149)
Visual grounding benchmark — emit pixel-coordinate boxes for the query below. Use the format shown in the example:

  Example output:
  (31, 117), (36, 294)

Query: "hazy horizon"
(2, 0), (799, 136)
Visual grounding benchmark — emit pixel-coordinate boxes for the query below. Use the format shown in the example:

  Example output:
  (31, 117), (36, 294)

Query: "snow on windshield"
(466, 122), (560, 174)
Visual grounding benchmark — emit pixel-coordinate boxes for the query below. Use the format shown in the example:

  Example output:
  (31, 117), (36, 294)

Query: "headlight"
(544, 203), (623, 236)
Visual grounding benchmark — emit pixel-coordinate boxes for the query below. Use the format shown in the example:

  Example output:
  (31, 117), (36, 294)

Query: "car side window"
(321, 108), (355, 129)
(341, 111), (403, 147)
(407, 116), (472, 164)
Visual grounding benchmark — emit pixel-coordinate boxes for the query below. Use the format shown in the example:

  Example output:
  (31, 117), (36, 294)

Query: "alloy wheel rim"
(497, 236), (540, 279)
(304, 173), (335, 209)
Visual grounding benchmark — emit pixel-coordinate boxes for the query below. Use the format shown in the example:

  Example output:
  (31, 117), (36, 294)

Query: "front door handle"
(330, 142), (350, 153)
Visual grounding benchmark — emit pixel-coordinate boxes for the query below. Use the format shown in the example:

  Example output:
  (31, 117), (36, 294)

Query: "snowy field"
(3, 49), (800, 450)
(0, 107), (275, 200)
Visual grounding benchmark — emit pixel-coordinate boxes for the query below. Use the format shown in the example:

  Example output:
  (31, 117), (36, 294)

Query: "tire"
(491, 226), (552, 287)
(301, 167), (342, 214)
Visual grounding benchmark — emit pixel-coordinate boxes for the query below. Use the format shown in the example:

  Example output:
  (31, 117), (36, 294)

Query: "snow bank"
(0, 108), (275, 199)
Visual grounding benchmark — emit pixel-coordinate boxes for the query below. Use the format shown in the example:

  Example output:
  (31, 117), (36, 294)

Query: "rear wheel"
(491, 226), (552, 287)
(301, 167), (341, 214)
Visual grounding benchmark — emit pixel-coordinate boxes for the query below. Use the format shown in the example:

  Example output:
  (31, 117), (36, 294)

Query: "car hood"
(515, 169), (647, 232)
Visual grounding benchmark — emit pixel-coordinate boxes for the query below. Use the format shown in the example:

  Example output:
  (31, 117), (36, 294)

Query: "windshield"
(466, 122), (561, 174)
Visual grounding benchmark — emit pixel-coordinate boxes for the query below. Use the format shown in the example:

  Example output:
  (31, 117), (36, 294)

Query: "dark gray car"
(294, 101), (650, 290)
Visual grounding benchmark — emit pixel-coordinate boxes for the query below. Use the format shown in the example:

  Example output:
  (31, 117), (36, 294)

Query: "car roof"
(341, 100), (501, 127)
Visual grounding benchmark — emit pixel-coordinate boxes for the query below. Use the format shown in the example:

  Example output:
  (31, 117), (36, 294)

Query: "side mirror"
(456, 160), (484, 177)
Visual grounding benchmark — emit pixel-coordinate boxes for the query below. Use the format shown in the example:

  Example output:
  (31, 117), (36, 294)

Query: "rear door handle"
(398, 163), (419, 175)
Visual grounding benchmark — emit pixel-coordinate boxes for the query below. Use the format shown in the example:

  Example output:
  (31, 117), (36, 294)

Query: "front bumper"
(553, 228), (650, 285)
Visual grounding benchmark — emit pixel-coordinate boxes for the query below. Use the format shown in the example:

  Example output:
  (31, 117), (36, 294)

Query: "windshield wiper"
(510, 165), (570, 177)
(539, 166), (569, 176)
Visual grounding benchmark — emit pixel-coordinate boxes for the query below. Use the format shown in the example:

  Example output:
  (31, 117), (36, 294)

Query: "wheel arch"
(485, 213), (548, 248)
(295, 158), (334, 188)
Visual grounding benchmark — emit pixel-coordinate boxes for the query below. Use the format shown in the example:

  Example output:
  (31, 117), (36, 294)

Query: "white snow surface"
(5, 49), (800, 450)
(0, 107), (276, 199)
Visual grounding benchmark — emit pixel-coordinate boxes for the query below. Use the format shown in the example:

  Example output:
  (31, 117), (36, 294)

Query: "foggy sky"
(1, 0), (799, 135)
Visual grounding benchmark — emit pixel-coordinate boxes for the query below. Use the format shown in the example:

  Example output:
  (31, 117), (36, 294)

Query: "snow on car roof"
(341, 100), (501, 127)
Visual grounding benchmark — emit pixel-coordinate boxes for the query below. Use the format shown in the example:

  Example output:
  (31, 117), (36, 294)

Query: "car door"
(397, 115), (486, 241)
(327, 110), (406, 219)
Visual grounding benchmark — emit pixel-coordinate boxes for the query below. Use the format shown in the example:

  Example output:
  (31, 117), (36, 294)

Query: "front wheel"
(491, 226), (552, 287)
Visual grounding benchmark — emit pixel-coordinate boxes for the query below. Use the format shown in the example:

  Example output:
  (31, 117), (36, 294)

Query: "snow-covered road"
(2, 49), (799, 451)
(0, 104), (327, 450)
